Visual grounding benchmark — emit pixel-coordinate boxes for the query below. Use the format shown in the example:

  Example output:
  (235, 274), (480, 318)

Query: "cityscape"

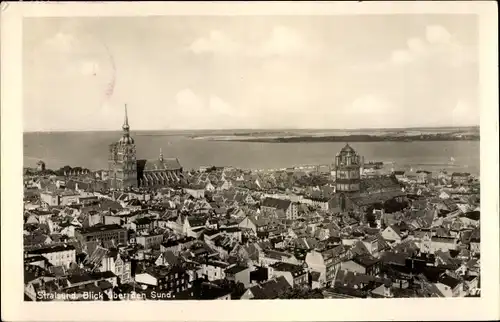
(22, 15), (481, 301)
(23, 106), (481, 300)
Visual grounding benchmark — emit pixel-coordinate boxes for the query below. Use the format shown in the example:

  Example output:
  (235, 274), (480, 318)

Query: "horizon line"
(23, 125), (480, 133)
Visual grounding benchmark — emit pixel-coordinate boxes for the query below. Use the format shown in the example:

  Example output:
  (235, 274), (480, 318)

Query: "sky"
(23, 15), (479, 131)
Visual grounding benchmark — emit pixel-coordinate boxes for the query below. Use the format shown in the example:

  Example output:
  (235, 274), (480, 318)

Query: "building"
(240, 276), (291, 300)
(108, 105), (183, 190)
(340, 255), (380, 276)
(224, 265), (253, 288)
(416, 170), (432, 184)
(36, 160), (46, 172)
(136, 233), (164, 249)
(101, 252), (132, 284)
(75, 224), (128, 245)
(25, 244), (76, 268)
(40, 190), (80, 207)
(269, 262), (308, 287)
(451, 172), (470, 186)
(260, 197), (297, 219)
(201, 261), (230, 281)
(135, 265), (191, 294)
(334, 144), (363, 193)
(305, 246), (350, 286)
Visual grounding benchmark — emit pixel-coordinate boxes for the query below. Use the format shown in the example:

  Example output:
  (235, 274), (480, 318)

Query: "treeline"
(24, 165), (91, 177)
(225, 134), (480, 143)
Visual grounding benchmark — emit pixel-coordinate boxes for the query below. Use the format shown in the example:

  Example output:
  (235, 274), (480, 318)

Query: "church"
(108, 105), (183, 190)
(330, 143), (405, 213)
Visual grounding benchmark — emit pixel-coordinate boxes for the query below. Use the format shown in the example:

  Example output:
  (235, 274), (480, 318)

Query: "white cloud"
(189, 30), (240, 55)
(389, 25), (475, 68)
(260, 26), (309, 56)
(189, 25), (317, 57)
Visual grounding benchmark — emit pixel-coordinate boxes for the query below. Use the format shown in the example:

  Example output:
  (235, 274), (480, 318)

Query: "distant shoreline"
(210, 134), (480, 143)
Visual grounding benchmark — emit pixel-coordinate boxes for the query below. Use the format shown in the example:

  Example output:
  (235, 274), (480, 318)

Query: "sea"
(23, 131), (480, 176)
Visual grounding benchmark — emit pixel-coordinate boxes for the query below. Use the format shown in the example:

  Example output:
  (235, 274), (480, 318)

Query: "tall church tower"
(108, 104), (138, 190)
(334, 143), (362, 193)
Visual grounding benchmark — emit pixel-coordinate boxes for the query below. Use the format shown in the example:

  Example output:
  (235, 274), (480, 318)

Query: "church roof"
(142, 158), (182, 171)
(340, 143), (355, 153)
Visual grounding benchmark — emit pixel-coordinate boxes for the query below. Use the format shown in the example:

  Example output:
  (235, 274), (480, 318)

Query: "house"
(25, 244), (76, 268)
(429, 236), (459, 253)
(101, 251), (132, 283)
(261, 197), (297, 220)
(201, 260), (230, 281)
(136, 233), (164, 249)
(469, 228), (480, 255)
(240, 276), (291, 300)
(451, 172), (470, 186)
(40, 190), (80, 207)
(340, 254), (380, 276)
(224, 265), (253, 288)
(269, 262), (308, 288)
(159, 237), (197, 255)
(135, 265), (190, 294)
(305, 246), (349, 286)
(75, 224), (128, 246)
(176, 281), (232, 300)
(434, 273), (465, 297)
(238, 216), (258, 235)
(416, 170), (432, 184)
(393, 171), (406, 181)
(381, 225), (404, 244)
(259, 249), (300, 267)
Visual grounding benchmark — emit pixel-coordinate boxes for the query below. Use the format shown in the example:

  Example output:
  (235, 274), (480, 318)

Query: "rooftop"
(77, 224), (125, 234)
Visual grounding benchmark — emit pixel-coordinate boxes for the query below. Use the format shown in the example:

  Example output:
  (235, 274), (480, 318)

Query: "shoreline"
(208, 135), (480, 143)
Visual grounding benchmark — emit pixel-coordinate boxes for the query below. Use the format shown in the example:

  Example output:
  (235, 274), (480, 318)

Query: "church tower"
(334, 143), (362, 193)
(108, 104), (138, 190)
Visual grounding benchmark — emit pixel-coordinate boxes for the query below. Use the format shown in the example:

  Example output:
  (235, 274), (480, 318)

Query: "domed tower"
(108, 104), (138, 190)
(334, 143), (362, 193)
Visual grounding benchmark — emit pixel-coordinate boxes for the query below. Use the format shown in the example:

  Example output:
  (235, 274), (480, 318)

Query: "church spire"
(122, 104), (130, 132)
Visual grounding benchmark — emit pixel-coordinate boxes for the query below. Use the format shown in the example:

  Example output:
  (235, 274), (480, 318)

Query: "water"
(23, 131), (480, 175)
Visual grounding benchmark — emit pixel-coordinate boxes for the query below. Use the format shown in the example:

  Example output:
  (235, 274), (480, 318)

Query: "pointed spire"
(122, 104), (130, 132)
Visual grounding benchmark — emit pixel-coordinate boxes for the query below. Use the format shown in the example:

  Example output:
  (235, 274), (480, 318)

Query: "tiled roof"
(142, 158), (182, 171)
(261, 197), (291, 210)
(248, 276), (291, 299)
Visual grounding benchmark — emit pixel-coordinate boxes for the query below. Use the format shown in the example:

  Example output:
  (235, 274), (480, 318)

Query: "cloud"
(189, 25), (317, 57)
(389, 25), (475, 67)
(189, 30), (240, 55)
(259, 26), (311, 57)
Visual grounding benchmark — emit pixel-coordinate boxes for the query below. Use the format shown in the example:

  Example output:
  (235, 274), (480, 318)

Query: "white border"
(1, 2), (498, 321)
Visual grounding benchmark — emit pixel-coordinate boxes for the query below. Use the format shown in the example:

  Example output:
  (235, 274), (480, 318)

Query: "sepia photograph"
(1, 1), (498, 321)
